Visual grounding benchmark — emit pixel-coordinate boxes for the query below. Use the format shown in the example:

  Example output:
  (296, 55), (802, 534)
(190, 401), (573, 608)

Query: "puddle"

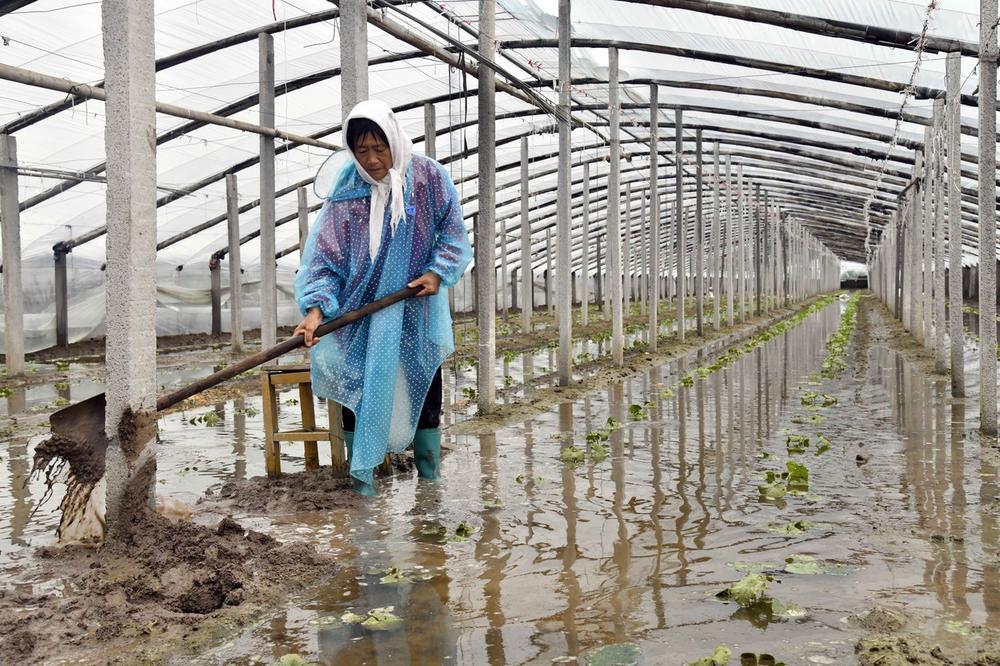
(5, 294), (1000, 664)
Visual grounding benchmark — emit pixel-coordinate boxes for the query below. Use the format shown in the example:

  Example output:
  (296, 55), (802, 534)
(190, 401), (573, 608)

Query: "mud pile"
(0, 511), (339, 663)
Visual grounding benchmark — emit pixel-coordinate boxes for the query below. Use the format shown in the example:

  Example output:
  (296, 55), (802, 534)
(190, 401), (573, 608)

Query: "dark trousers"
(342, 366), (443, 433)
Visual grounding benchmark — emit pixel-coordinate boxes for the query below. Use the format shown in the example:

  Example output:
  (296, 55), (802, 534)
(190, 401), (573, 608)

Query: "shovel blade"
(50, 392), (107, 443)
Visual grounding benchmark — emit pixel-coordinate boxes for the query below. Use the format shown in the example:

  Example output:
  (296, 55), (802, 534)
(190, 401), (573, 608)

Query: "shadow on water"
(6, 297), (1000, 664)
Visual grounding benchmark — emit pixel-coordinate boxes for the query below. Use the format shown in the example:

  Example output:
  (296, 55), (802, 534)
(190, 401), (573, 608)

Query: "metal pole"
(477, 0), (497, 410)
(980, 0), (998, 434)
(210, 260), (222, 337)
(648, 85), (660, 350)
(520, 137), (532, 333)
(0, 135), (24, 375)
(609, 48), (625, 365)
(675, 109), (686, 343)
(258, 33), (277, 355)
(946, 53), (965, 395)
(226, 174), (243, 352)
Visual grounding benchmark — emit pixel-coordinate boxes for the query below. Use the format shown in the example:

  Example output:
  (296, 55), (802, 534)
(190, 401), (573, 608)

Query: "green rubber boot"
(343, 431), (377, 497)
(412, 428), (441, 481)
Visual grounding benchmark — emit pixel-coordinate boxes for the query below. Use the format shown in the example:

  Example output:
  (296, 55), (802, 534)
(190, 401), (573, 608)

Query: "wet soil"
(0, 510), (339, 664)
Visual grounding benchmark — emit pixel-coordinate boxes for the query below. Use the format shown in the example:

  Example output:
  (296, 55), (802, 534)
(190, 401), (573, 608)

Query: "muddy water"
(6, 295), (1000, 664)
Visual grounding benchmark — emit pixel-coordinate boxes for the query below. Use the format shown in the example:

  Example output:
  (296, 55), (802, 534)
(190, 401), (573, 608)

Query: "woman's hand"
(294, 307), (324, 347)
(408, 271), (442, 296)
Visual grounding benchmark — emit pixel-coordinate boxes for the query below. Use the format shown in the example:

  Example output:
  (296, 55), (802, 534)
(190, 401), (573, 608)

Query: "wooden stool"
(260, 364), (392, 479)
(261, 364), (347, 478)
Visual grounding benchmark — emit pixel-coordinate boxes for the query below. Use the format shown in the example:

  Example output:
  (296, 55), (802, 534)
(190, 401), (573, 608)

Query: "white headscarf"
(345, 100), (413, 260)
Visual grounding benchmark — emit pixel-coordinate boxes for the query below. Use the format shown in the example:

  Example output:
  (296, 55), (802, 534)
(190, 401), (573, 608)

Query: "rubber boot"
(343, 431), (377, 497)
(412, 428), (441, 480)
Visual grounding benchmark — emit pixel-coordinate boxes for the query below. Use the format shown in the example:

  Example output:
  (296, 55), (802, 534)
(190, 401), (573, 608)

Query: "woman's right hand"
(294, 307), (324, 347)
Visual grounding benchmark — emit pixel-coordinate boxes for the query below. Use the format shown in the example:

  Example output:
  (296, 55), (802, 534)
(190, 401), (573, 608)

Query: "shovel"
(48, 285), (420, 464)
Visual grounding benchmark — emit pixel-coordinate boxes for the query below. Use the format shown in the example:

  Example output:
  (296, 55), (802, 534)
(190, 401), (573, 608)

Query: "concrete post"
(424, 102), (436, 159)
(921, 130), (933, 347)
(624, 183), (632, 309)
(640, 191), (649, 318)
(711, 141), (720, 330)
(911, 150), (925, 343)
(725, 156), (734, 326)
(259, 33), (277, 354)
(581, 163), (591, 327)
(928, 102), (954, 373)
(102, 0), (158, 537)
(545, 228), (554, 315)
(54, 251), (68, 346)
(556, 0), (572, 385)
(675, 109), (686, 342)
(226, 174), (243, 352)
(695, 129), (704, 336)
(210, 259), (222, 337)
(501, 227), (509, 320)
(0, 135), (24, 375)
(595, 233), (604, 316)
(520, 137), (531, 333)
(511, 267), (518, 311)
(979, 0), (998, 434)
(737, 165), (746, 322)
(340, 0), (368, 121)
(648, 85), (660, 350)
(477, 0), (497, 410)
(754, 183), (763, 317)
(946, 54), (965, 395)
(609, 48), (625, 365)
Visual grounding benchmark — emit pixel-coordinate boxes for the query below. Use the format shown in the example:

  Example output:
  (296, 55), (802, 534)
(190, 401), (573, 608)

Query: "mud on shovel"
(37, 286), (420, 540)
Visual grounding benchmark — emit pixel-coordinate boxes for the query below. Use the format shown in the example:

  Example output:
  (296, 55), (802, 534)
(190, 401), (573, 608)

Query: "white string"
(863, 0), (938, 261)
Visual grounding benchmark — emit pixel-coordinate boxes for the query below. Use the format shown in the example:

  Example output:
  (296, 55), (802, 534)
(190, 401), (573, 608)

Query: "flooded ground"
(4, 293), (1000, 664)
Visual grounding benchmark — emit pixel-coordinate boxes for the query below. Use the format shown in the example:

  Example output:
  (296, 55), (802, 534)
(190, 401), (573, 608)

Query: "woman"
(294, 100), (472, 495)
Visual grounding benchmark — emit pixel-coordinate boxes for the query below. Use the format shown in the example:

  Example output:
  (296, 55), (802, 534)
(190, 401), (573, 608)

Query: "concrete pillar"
(946, 54), (965, 395)
(556, 0), (572, 385)
(695, 129), (705, 336)
(640, 189), (649, 317)
(725, 157), (734, 326)
(0, 135), (24, 376)
(675, 109), (685, 342)
(737, 165), (746, 322)
(340, 0), (368, 122)
(928, 99), (949, 373)
(581, 163), (591, 327)
(501, 227), (509, 320)
(979, 0), (997, 434)
(545, 228), (554, 315)
(102, 0), (158, 537)
(595, 233), (604, 316)
(520, 137), (531, 333)
(711, 141), (721, 330)
(921, 130), (933, 347)
(754, 183), (763, 317)
(624, 183), (632, 308)
(259, 33), (277, 354)
(424, 102), (436, 159)
(911, 150), (925, 343)
(648, 85), (660, 350)
(477, 0), (497, 410)
(210, 259), (222, 337)
(608, 47), (625, 365)
(511, 267), (518, 311)
(54, 251), (68, 346)
(226, 174), (243, 352)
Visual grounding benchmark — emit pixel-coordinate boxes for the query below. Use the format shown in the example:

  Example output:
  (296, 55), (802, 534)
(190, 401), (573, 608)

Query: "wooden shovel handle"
(155, 286), (420, 412)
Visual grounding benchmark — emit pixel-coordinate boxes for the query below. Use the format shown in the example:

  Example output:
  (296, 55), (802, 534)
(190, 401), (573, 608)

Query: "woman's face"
(353, 132), (393, 181)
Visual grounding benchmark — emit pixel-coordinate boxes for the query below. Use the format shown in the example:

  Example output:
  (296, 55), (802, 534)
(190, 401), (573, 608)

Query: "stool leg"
(328, 400), (347, 477)
(262, 373), (281, 478)
(300, 383), (319, 471)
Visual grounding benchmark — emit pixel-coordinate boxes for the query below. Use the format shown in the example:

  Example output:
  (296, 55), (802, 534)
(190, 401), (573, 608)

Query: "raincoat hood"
(344, 100), (414, 260)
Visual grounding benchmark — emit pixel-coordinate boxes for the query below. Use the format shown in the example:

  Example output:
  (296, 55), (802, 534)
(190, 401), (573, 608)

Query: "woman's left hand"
(408, 271), (442, 296)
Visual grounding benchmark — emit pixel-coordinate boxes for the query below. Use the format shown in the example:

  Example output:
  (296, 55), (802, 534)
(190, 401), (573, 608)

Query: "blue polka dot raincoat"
(294, 101), (473, 487)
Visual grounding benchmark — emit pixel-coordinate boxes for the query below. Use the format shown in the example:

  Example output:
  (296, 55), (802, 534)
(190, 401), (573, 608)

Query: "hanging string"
(863, 0), (938, 262)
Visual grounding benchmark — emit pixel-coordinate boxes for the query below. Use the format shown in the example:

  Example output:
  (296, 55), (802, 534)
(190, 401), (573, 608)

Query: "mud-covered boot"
(412, 428), (441, 480)
(344, 431), (377, 497)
